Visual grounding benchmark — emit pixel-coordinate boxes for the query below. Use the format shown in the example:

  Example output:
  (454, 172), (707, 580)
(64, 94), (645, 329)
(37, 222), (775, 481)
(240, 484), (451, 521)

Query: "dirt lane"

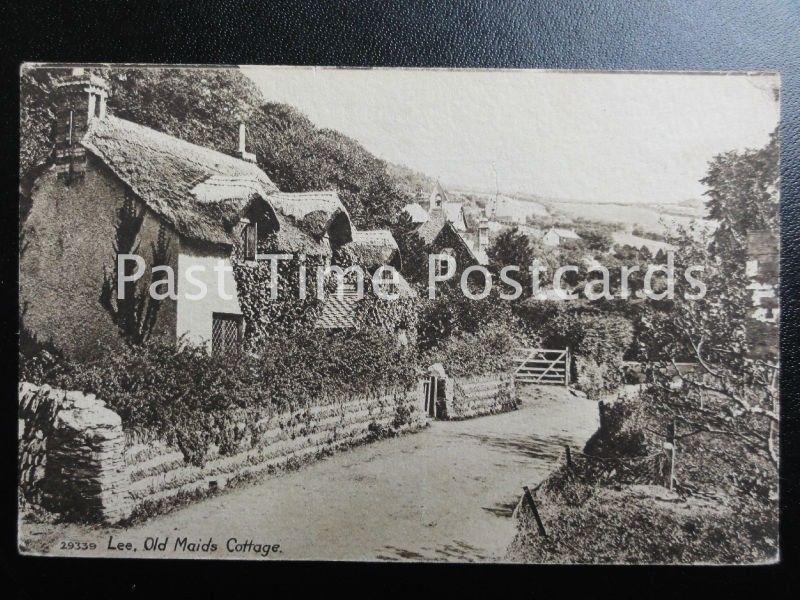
(22, 386), (598, 562)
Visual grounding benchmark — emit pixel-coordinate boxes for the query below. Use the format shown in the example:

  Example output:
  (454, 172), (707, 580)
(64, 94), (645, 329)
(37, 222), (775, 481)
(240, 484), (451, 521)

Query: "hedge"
(19, 328), (419, 466)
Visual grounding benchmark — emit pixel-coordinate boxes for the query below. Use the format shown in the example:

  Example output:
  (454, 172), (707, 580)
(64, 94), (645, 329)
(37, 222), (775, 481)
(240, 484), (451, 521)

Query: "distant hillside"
(385, 163), (437, 198)
(20, 66), (415, 229)
(445, 186), (709, 235)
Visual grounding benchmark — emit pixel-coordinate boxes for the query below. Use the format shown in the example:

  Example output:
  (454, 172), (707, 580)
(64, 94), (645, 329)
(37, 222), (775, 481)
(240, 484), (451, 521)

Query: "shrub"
(574, 356), (623, 397)
(521, 304), (633, 394)
(422, 321), (522, 378)
(416, 283), (516, 351)
(21, 328), (420, 467)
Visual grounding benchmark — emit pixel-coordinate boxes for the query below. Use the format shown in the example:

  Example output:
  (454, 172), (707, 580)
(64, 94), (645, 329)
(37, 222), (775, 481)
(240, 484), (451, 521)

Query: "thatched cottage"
(20, 70), (406, 358)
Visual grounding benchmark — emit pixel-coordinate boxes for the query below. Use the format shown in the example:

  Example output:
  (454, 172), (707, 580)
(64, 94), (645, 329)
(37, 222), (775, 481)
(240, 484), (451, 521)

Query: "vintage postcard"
(18, 65), (780, 563)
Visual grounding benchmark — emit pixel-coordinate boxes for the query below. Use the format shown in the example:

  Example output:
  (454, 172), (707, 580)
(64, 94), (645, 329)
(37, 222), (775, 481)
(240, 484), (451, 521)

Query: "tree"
(389, 211), (428, 285)
(247, 103), (411, 229)
(487, 226), (536, 296)
(640, 134), (780, 470)
(20, 66), (415, 231)
(703, 130), (779, 261)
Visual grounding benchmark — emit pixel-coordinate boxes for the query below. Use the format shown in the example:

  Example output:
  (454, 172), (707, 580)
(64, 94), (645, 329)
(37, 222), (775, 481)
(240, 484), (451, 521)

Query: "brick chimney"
(53, 68), (109, 181)
(238, 122), (257, 163)
(478, 216), (490, 252)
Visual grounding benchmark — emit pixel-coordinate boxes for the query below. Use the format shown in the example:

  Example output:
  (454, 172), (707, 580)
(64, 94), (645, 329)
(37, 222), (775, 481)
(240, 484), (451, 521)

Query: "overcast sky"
(242, 67), (779, 205)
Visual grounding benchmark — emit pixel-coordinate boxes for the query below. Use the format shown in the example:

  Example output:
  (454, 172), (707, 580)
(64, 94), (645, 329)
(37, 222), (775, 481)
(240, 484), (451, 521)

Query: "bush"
(422, 321), (522, 378)
(521, 304), (633, 394)
(416, 283), (516, 351)
(20, 328), (420, 467)
(574, 356), (624, 397)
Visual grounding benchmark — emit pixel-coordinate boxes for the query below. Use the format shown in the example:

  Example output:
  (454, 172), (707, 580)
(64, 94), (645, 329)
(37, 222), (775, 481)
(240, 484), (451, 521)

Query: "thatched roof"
(81, 116), (349, 255)
(341, 229), (401, 269)
(269, 191), (352, 239)
(82, 116), (277, 246)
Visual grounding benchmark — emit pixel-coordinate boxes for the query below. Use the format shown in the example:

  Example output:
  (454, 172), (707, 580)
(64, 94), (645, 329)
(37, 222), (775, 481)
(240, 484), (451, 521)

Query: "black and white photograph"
(17, 64), (780, 564)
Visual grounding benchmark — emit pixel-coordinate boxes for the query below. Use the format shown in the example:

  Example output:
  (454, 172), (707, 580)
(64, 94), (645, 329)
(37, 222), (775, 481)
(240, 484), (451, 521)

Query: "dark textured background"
(2, 0), (799, 595)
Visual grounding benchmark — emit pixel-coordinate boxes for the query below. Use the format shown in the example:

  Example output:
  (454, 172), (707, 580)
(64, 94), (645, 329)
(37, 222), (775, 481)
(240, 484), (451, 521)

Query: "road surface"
(22, 385), (598, 562)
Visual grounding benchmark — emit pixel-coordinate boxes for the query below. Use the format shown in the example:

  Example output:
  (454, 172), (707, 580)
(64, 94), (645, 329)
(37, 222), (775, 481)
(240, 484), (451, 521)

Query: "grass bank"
(507, 386), (778, 564)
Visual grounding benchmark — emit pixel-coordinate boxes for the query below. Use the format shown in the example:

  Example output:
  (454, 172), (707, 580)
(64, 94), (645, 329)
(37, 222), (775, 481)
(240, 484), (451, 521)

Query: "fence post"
(665, 419), (677, 491)
(564, 445), (573, 470)
(522, 486), (547, 537)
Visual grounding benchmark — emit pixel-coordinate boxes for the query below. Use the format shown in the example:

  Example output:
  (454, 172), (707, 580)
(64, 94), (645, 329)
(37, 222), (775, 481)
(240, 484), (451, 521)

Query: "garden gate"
(513, 347), (570, 385)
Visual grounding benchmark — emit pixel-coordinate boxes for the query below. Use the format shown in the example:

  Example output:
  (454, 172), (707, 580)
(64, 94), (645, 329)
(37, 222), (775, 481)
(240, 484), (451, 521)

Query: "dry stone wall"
(445, 374), (518, 420)
(18, 383), (132, 523)
(19, 382), (427, 524)
(124, 387), (427, 513)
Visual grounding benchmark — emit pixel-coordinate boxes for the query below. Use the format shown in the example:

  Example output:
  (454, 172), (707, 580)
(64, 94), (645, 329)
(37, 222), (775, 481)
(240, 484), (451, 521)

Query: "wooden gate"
(513, 347), (570, 385)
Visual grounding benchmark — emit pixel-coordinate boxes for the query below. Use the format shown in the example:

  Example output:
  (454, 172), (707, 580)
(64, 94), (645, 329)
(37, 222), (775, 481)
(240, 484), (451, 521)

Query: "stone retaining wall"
(18, 383), (132, 523)
(443, 374), (518, 420)
(19, 382), (427, 524)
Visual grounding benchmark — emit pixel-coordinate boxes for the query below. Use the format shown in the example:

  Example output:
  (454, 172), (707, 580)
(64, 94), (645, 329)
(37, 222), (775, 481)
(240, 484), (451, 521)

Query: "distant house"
(414, 181), (467, 231)
(542, 227), (581, 247)
(415, 209), (489, 278)
(746, 231), (779, 323)
(20, 70), (403, 358)
(516, 224), (544, 240)
(401, 202), (429, 225)
(611, 232), (676, 256)
(745, 230), (779, 362)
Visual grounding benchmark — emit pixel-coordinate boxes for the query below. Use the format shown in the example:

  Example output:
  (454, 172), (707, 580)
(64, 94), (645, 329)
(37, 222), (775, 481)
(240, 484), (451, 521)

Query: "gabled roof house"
(20, 70), (403, 358)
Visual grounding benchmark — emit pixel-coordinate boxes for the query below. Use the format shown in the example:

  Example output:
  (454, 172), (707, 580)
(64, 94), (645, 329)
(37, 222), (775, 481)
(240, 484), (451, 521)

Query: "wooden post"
(522, 486), (547, 537)
(432, 377), (438, 419)
(665, 419), (677, 491)
(565, 445), (572, 469)
(565, 347), (570, 386)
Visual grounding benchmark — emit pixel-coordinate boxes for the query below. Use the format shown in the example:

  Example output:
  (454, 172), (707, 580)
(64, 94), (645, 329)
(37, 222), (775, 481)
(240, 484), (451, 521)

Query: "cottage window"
(243, 221), (258, 261)
(435, 248), (455, 278)
(212, 313), (243, 356)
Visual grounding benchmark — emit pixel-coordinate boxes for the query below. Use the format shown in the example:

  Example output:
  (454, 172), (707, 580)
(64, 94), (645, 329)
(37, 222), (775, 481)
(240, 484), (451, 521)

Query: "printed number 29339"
(60, 541), (97, 551)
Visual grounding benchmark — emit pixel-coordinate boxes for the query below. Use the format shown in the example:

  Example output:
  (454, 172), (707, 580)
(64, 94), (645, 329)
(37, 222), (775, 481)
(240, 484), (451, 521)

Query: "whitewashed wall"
(176, 250), (242, 349)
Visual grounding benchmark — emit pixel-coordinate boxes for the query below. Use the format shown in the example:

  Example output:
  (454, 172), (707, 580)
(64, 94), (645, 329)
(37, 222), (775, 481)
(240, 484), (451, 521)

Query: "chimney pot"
(238, 122), (257, 163)
(53, 70), (110, 180)
(478, 217), (490, 252)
